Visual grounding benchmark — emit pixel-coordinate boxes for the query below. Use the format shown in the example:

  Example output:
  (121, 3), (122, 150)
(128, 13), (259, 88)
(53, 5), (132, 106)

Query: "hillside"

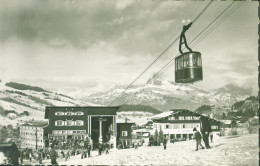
(83, 76), (253, 111)
(0, 81), (98, 126)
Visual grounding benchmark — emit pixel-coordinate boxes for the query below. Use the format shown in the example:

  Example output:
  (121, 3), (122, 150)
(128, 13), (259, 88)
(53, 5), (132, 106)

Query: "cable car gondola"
(175, 22), (203, 83)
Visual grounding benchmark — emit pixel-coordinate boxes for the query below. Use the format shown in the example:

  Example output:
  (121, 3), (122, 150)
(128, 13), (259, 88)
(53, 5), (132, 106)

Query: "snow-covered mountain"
(83, 77), (253, 112)
(0, 81), (99, 126)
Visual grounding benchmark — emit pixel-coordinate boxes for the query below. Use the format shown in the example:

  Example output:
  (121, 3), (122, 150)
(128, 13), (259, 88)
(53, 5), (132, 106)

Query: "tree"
(154, 129), (159, 146)
(159, 126), (164, 145)
(0, 126), (9, 142)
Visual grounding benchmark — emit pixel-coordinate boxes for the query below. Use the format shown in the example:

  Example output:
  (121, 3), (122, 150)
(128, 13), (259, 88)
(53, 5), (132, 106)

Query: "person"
(200, 116), (211, 149)
(209, 132), (213, 143)
(19, 150), (24, 164)
(105, 143), (109, 155)
(9, 143), (19, 165)
(38, 149), (43, 164)
(98, 143), (103, 155)
(49, 145), (58, 165)
(134, 141), (138, 150)
(87, 144), (91, 157)
(163, 137), (167, 150)
(193, 128), (205, 151)
(65, 148), (70, 161)
(81, 147), (85, 159)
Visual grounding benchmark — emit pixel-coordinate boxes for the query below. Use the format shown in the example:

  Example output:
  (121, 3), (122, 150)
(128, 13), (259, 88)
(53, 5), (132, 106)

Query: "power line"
(109, 1), (214, 106)
(124, 1), (244, 104)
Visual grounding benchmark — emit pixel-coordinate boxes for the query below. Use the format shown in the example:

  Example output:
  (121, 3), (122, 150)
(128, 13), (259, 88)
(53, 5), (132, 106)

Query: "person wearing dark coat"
(193, 128), (205, 151)
(49, 145), (58, 165)
(200, 116), (211, 149)
(163, 137), (167, 150)
(9, 143), (19, 165)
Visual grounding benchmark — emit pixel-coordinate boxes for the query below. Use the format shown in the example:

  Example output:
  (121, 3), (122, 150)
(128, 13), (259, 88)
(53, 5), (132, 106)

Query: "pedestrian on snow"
(193, 127), (205, 151)
(209, 132), (213, 143)
(81, 147), (85, 159)
(163, 137), (167, 150)
(19, 150), (24, 164)
(49, 145), (58, 165)
(87, 144), (91, 157)
(105, 143), (109, 154)
(200, 116), (211, 149)
(98, 143), (103, 155)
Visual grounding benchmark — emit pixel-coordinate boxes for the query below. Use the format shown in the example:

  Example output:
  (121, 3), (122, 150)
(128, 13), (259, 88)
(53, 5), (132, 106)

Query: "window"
(179, 116), (184, 120)
(186, 116), (191, 120)
(67, 120), (73, 126)
(173, 124), (180, 129)
(165, 125), (169, 129)
(55, 112), (64, 116)
(66, 112), (74, 116)
(183, 124), (186, 128)
(122, 131), (128, 136)
(55, 120), (64, 126)
(75, 112), (84, 115)
(154, 124), (157, 129)
(76, 120), (84, 126)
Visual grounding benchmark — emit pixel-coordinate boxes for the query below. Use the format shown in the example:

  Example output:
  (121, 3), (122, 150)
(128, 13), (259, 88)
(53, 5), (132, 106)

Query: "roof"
(219, 120), (234, 125)
(20, 120), (48, 128)
(45, 106), (120, 119)
(132, 128), (152, 133)
(152, 109), (222, 124)
(151, 109), (200, 120)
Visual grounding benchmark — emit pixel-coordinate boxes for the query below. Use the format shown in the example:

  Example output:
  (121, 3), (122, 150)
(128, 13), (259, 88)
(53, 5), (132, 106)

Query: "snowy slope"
(0, 81), (100, 125)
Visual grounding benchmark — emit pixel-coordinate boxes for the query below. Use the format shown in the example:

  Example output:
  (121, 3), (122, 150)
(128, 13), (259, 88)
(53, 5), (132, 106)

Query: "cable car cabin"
(175, 52), (203, 83)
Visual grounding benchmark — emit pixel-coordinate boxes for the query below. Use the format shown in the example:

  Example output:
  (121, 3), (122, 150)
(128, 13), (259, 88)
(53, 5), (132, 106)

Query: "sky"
(0, 0), (258, 98)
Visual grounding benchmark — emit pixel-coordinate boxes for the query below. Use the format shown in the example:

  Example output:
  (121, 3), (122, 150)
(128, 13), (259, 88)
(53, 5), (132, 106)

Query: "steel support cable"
(109, 1), (214, 106)
(124, 2), (242, 104)
(191, 1), (244, 48)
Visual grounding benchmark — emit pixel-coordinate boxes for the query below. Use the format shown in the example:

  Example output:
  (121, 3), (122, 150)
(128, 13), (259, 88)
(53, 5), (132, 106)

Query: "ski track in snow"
(23, 134), (258, 166)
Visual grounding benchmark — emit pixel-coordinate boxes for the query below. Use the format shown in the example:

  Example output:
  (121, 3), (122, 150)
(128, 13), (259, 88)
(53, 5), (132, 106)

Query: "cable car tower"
(175, 22), (203, 83)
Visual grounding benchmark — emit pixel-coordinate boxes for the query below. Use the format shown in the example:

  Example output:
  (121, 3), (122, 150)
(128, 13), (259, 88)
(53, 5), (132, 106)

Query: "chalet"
(151, 109), (222, 141)
(44, 106), (119, 149)
(116, 119), (135, 148)
(20, 121), (48, 149)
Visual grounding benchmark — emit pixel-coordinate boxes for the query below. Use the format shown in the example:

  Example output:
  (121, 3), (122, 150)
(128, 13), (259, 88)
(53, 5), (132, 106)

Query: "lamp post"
(97, 117), (106, 144)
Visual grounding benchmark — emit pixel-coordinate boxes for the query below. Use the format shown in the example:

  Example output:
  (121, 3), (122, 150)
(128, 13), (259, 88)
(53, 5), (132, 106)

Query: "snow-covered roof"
(219, 120), (233, 125)
(132, 128), (152, 133)
(21, 120), (48, 128)
(151, 111), (173, 120)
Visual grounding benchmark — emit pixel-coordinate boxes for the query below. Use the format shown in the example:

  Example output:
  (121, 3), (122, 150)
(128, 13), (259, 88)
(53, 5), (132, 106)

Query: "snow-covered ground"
(23, 134), (258, 165)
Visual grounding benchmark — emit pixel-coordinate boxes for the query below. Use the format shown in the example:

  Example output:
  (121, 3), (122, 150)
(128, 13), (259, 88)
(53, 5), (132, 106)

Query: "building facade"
(116, 122), (135, 148)
(151, 109), (221, 141)
(44, 106), (119, 148)
(20, 121), (48, 149)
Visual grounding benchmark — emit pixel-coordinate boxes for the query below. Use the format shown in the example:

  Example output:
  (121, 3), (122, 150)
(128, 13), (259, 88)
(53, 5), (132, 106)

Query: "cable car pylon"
(175, 22), (203, 83)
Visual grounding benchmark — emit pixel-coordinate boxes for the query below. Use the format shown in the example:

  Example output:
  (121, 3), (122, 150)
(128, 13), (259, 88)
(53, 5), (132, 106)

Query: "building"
(116, 121), (135, 148)
(20, 121), (48, 149)
(44, 106), (119, 149)
(151, 109), (222, 141)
